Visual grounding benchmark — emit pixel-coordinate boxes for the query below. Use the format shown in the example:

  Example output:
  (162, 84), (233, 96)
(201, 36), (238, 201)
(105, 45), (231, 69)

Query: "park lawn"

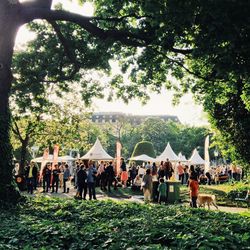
(180, 181), (250, 207)
(0, 197), (249, 250)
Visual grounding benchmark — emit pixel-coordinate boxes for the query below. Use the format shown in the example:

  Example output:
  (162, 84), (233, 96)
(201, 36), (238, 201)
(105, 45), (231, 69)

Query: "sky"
(16, 0), (209, 126)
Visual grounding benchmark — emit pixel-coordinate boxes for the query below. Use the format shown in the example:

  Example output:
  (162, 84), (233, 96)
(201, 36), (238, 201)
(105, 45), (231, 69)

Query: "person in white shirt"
(138, 165), (146, 178)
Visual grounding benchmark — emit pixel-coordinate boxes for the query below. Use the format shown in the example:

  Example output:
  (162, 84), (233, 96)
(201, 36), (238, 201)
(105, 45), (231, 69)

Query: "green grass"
(0, 197), (249, 249)
(180, 181), (250, 207)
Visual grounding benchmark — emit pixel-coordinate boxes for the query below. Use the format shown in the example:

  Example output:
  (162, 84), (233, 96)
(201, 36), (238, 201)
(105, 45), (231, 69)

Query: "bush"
(0, 197), (249, 249)
(130, 141), (156, 165)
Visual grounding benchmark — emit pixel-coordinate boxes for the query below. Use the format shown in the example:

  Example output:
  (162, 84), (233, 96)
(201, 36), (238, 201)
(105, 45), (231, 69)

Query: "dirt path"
(24, 186), (249, 214)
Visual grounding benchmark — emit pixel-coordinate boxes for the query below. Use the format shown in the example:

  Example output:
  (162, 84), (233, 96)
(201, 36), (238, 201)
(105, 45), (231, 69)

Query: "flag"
(52, 144), (59, 168)
(116, 140), (122, 175)
(204, 135), (210, 173)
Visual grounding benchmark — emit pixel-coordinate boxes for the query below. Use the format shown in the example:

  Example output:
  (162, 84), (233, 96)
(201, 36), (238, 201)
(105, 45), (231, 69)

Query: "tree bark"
(19, 137), (29, 176)
(0, 1), (22, 204)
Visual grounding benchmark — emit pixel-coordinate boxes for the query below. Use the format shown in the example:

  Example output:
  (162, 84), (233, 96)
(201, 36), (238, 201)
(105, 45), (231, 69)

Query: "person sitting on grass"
(141, 169), (152, 203)
(189, 174), (199, 208)
(158, 178), (167, 205)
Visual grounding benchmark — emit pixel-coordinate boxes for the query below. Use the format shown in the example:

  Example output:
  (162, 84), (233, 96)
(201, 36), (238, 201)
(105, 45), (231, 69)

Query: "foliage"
(130, 140), (156, 165)
(80, 0), (250, 166)
(0, 197), (249, 249)
(119, 119), (208, 159)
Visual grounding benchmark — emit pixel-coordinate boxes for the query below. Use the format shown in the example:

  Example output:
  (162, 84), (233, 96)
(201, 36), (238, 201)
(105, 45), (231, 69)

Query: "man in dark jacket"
(105, 161), (116, 192)
(77, 164), (87, 199)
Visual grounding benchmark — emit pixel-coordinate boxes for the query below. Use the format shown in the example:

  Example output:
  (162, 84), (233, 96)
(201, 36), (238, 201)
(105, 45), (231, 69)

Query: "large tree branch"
(21, 8), (149, 47)
(12, 120), (24, 142)
(48, 20), (80, 80)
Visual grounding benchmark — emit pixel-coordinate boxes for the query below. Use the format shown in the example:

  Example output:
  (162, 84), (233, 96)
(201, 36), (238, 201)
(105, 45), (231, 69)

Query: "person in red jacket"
(189, 174), (199, 208)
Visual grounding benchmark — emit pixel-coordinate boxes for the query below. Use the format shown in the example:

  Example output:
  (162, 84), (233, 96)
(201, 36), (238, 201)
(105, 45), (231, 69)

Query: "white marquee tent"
(32, 154), (54, 163)
(129, 154), (156, 162)
(156, 142), (179, 161)
(80, 138), (113, 160)
(188, 148), (205, 165)
(31, 155), (76, 163)
(178, 152), (188, 162)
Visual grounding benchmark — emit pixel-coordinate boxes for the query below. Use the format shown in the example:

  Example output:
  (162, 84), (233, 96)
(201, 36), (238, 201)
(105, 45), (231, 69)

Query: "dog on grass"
(197, 194), (219, 210)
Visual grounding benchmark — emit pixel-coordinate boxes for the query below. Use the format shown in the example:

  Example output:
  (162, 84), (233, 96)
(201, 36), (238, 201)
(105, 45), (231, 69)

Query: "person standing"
(142, 169), (153, 203)
(25, 162), (36, 194)
(97, 161), (107, 191)
(51, 164), (60, 193)
(86, 160), (97, 200)
(32, 163), (38, 190)
(152, 165), (159, 202)
(77, 164), (87, 199)
(158, 163), (165, 180)
(63, 164), (71, 193)
(158, 178), (167, 204)
(120, 158), (128, 188)
(177, 161), (184, 184)
(189, 175), (199, 208)
(164, 158), (174, 180)
(105, 161), (116, 192)
(42, 164), (51, 193)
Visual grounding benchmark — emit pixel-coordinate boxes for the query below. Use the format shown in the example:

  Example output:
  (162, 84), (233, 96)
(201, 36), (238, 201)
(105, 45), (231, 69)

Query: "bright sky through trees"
(15, 0), (208, 126)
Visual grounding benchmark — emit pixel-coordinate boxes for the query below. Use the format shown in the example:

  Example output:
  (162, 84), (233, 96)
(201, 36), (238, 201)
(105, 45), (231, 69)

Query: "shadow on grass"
(96, 187), (143, 199)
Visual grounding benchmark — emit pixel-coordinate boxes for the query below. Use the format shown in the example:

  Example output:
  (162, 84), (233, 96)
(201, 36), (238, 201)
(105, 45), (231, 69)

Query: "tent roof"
(178, 152), (188, 162)
(156, 142), (179, 161)
(188, 149), (205, 165)
(129, 154), (156, 162)
(60, 155), (76, 161)
(31, 155), (54, 163)
(31, 155), (76, 163)
(80, 138), (113, 160)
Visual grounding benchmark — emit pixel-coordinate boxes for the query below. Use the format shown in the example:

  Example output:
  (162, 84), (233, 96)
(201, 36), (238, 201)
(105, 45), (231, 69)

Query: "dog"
(197, 194), (219, 209)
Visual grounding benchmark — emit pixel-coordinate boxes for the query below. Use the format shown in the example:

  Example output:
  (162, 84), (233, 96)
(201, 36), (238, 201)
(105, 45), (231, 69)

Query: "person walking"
(142, 169), (153, 203)
(63, 164), (71, 193)
(86, 160), (97, 200)
(77, 164), (87, 199)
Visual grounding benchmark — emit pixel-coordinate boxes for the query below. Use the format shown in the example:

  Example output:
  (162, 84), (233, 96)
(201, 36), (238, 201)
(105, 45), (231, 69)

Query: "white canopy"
(31, 154), (54, 163)
(31, 155), (76, 163)
(60, 155), (76, 162)
(80, 138), (113, 160)
(129, 154), (156, 162)
(178, 152), (188, 162)
(188, 149), (205, 165)
(156, 142), (179, 161)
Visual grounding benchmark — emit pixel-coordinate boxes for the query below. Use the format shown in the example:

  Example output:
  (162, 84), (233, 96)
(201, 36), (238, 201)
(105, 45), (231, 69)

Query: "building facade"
(91, 112), (180, 125)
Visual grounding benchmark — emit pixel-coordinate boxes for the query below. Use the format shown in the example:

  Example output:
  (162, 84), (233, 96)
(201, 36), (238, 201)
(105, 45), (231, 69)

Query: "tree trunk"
(0, 1), (22, 204)
(19, 137), (29, 176)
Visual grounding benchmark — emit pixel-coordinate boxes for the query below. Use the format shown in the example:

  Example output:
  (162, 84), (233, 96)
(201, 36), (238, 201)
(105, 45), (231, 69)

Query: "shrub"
(0, 197), (249, 249)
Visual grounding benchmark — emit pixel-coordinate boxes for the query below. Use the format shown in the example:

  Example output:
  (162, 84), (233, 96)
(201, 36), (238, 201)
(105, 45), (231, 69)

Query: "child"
(158, 178), (167, 204)
(189, 174), (199, 208)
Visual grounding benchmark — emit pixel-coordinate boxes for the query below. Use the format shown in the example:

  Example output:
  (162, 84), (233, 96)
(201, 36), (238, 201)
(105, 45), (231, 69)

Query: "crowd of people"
(23, 158), (244, 206)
